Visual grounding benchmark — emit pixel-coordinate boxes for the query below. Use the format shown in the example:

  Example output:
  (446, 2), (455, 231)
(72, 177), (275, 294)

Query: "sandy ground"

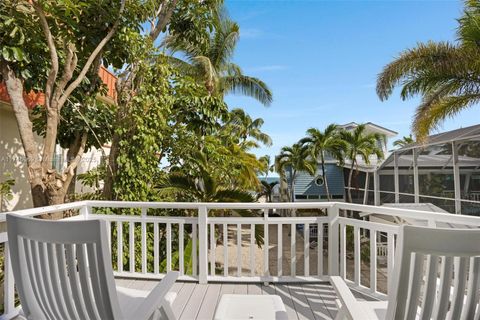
(211, 224), (388, 293)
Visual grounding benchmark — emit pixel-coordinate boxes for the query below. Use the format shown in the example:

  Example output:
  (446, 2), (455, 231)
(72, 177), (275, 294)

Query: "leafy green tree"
(275, 143), (316, 201)
(166, 14), (273, 105)
(0, 0), (126, 207)
(393, 135), (414, 149)
(377, 1), (480, 140)
(300, 124), (344, 200)
(339, 124), (384, 203)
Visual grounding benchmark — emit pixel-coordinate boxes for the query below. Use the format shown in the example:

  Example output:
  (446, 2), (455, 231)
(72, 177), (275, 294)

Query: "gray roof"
(398, 124), (480, 150)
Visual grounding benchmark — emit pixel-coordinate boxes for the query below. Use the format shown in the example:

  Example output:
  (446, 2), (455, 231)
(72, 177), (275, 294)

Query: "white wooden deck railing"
(2, 200), (480, 318)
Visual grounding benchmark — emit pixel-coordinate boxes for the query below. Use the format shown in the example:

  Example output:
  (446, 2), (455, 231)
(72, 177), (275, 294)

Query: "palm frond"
(221, 75), (273, 106)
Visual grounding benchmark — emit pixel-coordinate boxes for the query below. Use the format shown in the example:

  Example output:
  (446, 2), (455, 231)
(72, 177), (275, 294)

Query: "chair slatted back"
(386, 225), (480, 320)
(7, 214), (122, 320)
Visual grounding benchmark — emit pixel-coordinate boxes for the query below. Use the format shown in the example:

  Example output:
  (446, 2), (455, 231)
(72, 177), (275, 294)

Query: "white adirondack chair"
(331, 225), (480, 320)
(7, 214), (179, 320)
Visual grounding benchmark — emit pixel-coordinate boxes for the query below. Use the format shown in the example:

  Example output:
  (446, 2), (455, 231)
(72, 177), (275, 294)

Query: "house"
(286, 122), (397, 202)
(0, 67), (117, 210)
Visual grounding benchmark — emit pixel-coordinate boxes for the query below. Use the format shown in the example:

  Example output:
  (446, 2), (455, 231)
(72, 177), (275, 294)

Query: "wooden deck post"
(198, 205), (208, 284)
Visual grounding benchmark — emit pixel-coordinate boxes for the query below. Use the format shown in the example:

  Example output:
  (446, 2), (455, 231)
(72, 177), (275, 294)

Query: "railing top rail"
(335, 202), (480, 226)
(87, 200), (336, 210)
(3, 200), (480, 227)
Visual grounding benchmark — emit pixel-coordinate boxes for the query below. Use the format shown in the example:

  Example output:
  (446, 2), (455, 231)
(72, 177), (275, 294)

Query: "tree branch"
(54, 43), (78, 102)
(149, 0), (178, 40)
(57, 0), (126, 110)
(31, 0), (58, 108)
(62, 132), (88, 191)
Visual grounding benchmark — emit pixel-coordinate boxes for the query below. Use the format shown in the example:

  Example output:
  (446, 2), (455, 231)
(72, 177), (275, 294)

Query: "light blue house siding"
(287, 164), (345, 200)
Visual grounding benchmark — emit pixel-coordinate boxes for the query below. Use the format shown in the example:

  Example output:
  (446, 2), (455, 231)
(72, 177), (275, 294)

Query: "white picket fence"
(2, 200), (480, 319)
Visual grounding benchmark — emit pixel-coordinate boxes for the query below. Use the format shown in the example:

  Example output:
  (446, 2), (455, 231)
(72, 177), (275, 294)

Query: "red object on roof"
(0, 66), (117, 108)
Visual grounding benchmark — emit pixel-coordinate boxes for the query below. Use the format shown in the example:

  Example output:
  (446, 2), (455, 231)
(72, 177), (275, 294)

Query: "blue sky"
(223, 0), (480, 162)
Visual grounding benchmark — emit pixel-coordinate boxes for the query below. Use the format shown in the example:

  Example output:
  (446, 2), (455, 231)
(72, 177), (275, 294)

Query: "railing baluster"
(179, 223), (184, 275)
(387, 232), (395, 293)
(340, 223), (346, 278)
(317, 222), (323, 277)
(263, 210), (269, 276)
(166, 223), (172, 272)
(198, 206), (208, 284)
(154, 223), (159, 274)
(291, 223), (296, 276)
(304, 223), (310, 277)
(370, 229), (377, 293)
(277, 224), (283, 276)
(237, 223), (242, 277)
(250, 224), (255, 277)
(354, 226), (361, 286)
(223, 223), (228, 277)
(129, 222), (135, 272)
(141, 214), (147, 274)
(192, 223), (197, 277)
(106, 221), (111, 252)
(210, 223), (215, 276)
(117, 221), (123, 272)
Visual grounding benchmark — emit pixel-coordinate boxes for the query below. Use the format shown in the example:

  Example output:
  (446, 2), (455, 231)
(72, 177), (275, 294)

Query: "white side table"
(214, 294), (288, 320)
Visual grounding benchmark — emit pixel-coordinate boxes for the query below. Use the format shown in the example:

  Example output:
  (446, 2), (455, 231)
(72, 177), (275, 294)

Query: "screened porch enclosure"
(373, 125), (480, 216)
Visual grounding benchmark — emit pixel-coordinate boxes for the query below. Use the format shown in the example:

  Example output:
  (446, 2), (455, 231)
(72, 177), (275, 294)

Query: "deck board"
(115, 279), (352, 320)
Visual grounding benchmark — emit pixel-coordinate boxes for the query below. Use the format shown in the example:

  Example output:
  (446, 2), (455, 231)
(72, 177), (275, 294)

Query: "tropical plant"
(258, 155), (275, 178)
(275, 143), (316, 202)
(227, 108), (272, 147)
(158, 152), (256, 204)
(257, 180), (279, 203)
(376, 1), (480, 140)
(165, 14), (273, 105)
(0, 173), (15, 212)
(393, 135), (415, 148)
(300, 124), (345, 200)
(339, 124), (385, 203)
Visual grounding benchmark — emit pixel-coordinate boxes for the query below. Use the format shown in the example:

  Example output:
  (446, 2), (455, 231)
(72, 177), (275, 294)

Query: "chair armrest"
(128, 271), (180, 320)
(330, 276), (375, 320)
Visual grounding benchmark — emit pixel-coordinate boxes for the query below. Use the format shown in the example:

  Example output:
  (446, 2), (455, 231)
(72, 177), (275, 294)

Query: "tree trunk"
(103, 132), (120, 200)
(347, 162), (355, 203)
(321, 153), (330, 201)
(0, 63), (48, 207)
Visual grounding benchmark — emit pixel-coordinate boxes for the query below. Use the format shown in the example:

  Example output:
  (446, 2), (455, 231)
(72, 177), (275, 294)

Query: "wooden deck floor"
(115, 279), (342, 320)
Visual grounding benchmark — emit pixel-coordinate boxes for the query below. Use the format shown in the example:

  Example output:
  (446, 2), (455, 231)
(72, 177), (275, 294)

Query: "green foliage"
(0, 173), (15, 212)
(393, 135), (414, 149)
(377, 1), (480, 140)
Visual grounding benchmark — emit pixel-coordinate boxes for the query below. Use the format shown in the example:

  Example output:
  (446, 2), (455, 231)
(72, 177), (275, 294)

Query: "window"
(307, 195), (319, 199)
(295, 195), (308, 199)
(314, 176), (325, 186)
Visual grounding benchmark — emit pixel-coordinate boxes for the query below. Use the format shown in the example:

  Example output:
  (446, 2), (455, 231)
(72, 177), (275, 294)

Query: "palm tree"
(376, 1), (480, 140)
(339, 125), (384, 203)
(257, 180), (279, 203)
(158, 151), (255, 204)
(393, 135), (414, 149)
(300, 124), (344, 200)
(258, 155), (274, 178)
(228, 108), (272, 147)
(166, 15), (273, 105)
(275, 143), (316, 202)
